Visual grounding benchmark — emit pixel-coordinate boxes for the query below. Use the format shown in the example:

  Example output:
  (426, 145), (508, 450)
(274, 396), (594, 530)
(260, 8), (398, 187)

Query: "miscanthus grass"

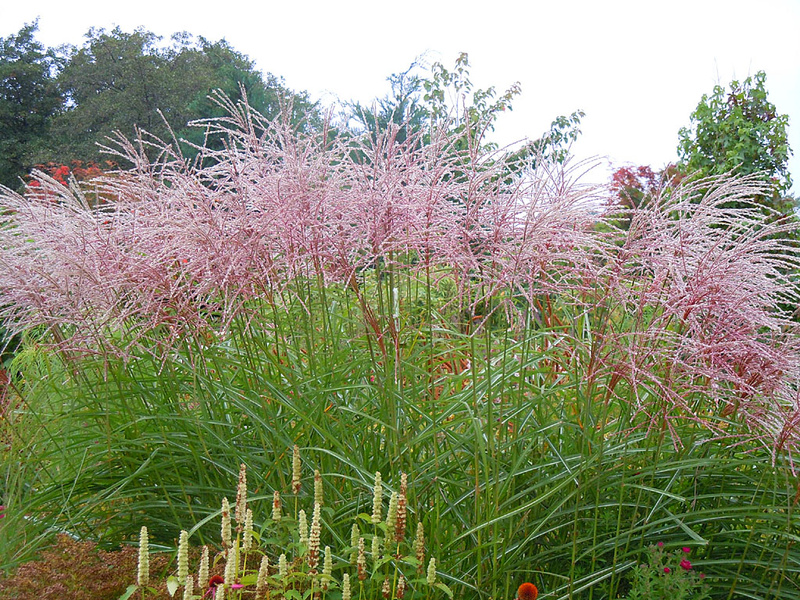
(0, 94), (799, 599)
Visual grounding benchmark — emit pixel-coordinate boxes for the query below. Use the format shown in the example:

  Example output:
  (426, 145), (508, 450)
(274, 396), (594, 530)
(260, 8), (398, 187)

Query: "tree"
(0, 21), (63, 189)
(347, 62), (428, 146)
(50, 28), (171, 161)
(677, 71), (793, 212)
(49, 28), (319, 164)
(175, 36), (320, 154)
(606, 164), (685, 230)
(346, 53), (584, 185)
(610, 164), (686, 210)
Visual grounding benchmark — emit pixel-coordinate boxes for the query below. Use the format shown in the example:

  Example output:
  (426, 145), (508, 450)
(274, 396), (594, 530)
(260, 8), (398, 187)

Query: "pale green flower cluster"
(131, 449), (448, 600)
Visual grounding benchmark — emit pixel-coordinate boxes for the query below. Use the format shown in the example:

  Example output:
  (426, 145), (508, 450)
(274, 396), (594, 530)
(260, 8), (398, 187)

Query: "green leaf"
(435, 582), (454, 598)
(167, 576), (179, 596)
(118, 585), (138, 600)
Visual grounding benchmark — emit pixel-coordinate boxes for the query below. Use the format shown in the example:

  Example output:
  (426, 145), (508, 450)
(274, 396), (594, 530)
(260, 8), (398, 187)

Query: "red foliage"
(24, 161), (116, 204)
(610, 164), (683, 209)
(28, 160), (115, 187)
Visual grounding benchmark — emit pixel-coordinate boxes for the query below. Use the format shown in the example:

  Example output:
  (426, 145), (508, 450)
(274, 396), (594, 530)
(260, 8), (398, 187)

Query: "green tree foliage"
(677, 71), (794, 212)
(422, 52), (523, 151)
(0, 21), (63, 188)
(175, 36), (320, 154)
(346, 63), (428, 146)
(422, 53), (584, 167)
(51, 28), (318, 164)
(348, 53), (584, 186)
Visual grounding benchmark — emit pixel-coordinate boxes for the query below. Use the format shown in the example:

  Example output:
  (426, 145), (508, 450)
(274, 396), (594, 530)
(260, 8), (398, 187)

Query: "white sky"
(3, 0), (800, 192)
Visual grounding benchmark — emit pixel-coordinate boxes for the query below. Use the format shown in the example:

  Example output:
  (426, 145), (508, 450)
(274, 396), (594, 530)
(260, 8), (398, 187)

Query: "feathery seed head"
(4, 99), (799, 459)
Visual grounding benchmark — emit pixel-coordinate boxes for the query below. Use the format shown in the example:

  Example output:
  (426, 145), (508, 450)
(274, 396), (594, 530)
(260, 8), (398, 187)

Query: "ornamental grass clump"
(122, 453), (449, 600)
(2, 64), (800, 599)
(0, 91), (797, 459)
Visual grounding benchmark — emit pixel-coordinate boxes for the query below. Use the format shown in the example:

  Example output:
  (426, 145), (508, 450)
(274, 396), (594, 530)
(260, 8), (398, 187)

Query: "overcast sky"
(4, 0), (800, 192)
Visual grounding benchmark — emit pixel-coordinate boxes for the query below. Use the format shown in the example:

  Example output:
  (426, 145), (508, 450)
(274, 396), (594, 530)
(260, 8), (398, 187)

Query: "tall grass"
(1, 98), (799, 599)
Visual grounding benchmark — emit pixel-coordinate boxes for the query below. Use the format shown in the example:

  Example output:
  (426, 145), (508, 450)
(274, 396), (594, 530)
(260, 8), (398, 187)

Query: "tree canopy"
(51, 27), (319, 164)
(0, 24), (319, 188)
(1, 25), (585, 193)
(677, 71), (793, 211)
(609, 71), (794, 219)
(347, 53), (584, 186)
(0, 21), (63, 188)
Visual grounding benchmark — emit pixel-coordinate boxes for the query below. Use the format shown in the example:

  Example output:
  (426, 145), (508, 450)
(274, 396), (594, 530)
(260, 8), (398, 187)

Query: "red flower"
(206, 575), (244, 598)
(207, 576), (243, 597)
(682, 547), (691, 554)
(205, 576), (245, 598)
(206, 575), (225, 597)
(680, 559), (692, 571)
(657, 541), (664, 547)
(516, 582), (538, 600)
(0, 505), (5, 519)
(663, 567), (671, 573)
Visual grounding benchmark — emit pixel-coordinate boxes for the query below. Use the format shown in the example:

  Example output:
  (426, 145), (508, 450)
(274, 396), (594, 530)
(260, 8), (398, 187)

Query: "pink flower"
(663, 567), (671, 573)
(699, 573), (706, 579)
(680, 559), (692, 571)
(206, 576), (244, 598)
(657, 541), (664, 547)
(682, 547), (691, 554)
(0, 505), (4, 519)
